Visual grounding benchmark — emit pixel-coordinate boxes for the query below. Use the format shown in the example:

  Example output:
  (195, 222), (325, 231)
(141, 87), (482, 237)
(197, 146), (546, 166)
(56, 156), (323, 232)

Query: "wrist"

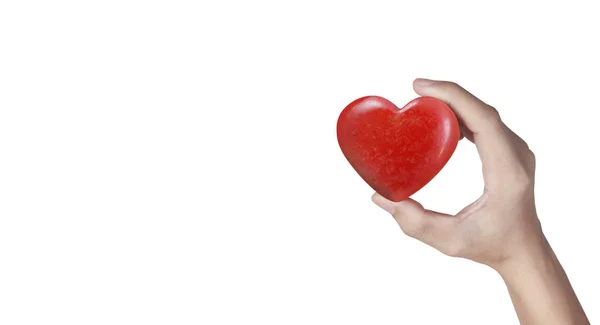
(489, 232), (590, 325)
(492, 232), (553, 278)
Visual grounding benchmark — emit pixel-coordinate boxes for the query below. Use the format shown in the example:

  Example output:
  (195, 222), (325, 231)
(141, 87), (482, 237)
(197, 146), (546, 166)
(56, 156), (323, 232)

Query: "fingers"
(413, 79), (501, 135)
(372, 193), (460, 256)
(412, 78), (521, 177)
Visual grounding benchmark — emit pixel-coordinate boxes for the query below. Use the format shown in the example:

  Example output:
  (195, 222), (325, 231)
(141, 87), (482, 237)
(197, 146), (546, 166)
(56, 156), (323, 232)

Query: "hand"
(372, 79), (590, 325)
(372, 78), (542, 269)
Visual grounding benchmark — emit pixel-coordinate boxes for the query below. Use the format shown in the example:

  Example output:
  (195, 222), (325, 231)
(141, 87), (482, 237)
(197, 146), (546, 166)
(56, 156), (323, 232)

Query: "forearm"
(496, 236), (589, 325)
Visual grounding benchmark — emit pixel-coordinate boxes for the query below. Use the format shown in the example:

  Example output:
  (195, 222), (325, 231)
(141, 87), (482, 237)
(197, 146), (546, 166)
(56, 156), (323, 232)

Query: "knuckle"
(442, 240), (464, 257)
(396, 215), (427, 238)
(438, 81), (462, 92)
(512, 171), (534, 193)
(483, 105), (502, 124)
(525, 149), (536, 170)
(399, 223), (422, 238)
(528, 149), (536, 162)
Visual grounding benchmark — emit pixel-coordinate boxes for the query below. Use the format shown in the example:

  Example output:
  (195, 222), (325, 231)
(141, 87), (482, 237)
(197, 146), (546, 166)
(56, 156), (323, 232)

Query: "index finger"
(412, 79), (516, 174)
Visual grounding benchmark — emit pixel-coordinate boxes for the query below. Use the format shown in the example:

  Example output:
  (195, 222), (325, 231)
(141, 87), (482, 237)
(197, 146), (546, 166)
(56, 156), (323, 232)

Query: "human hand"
(372, 78), (544, 270)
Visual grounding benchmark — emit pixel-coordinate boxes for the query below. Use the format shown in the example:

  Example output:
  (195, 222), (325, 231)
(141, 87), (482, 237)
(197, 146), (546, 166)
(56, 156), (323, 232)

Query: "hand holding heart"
(359, 79), (543, 270)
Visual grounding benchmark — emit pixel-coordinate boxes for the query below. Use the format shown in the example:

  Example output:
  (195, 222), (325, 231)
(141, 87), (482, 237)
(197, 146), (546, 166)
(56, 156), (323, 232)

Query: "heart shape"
(337, 96), (459, 202)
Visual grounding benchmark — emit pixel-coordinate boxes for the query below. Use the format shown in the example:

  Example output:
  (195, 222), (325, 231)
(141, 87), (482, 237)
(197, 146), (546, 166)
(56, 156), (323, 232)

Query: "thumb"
(371, 193), (460, 255)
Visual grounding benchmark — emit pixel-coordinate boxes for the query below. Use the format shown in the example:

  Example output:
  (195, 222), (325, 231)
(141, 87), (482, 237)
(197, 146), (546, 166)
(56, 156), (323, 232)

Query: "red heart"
(337, 96), (460, 202)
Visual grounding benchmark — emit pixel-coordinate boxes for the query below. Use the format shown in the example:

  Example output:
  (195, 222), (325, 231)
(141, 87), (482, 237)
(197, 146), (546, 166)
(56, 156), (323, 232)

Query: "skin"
(372, 78), (590, 325)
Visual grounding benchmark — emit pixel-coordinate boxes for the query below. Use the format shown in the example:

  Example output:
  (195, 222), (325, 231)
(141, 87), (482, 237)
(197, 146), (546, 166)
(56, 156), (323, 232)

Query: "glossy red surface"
(337, 96), (460, 202)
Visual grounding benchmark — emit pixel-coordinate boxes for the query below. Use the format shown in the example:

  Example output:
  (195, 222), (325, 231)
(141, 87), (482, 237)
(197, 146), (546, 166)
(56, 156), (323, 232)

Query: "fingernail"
(371, 193), (396, 214)
(414, 78), (435, 86)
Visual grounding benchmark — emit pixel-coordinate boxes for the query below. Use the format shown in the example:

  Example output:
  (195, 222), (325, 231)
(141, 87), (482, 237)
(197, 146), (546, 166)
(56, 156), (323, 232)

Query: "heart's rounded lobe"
(337, 96), (460, 202)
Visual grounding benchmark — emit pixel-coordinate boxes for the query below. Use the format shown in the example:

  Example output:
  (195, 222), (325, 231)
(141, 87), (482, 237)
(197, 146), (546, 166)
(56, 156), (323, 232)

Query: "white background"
(1, 1), (598, 324)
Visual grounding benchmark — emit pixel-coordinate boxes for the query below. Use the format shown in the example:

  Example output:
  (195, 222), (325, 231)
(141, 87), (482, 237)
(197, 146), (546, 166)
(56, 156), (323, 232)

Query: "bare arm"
(372, 79), (589, 324)
(497, 237), (589, 325)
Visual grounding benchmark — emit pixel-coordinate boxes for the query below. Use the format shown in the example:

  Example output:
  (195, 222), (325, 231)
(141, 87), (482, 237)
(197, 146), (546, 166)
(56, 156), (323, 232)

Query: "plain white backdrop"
(1, 1), (598, 324)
